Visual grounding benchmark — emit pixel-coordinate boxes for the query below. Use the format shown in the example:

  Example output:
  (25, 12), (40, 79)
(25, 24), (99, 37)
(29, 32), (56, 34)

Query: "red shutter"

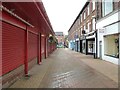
(2, 22), (25, 75)
(28, 32), (37, 61)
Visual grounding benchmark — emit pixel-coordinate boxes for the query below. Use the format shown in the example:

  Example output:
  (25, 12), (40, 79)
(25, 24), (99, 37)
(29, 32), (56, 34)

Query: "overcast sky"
(42, 0), (87, 35)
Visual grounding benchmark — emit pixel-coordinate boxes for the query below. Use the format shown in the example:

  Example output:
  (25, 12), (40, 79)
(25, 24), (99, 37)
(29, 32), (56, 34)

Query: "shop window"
(104, 34), (119, 58)
(82, 41), (86, 53)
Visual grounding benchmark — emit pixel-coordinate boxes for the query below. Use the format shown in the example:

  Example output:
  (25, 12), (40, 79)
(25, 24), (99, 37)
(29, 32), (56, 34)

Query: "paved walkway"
(9, 48), (118, 88)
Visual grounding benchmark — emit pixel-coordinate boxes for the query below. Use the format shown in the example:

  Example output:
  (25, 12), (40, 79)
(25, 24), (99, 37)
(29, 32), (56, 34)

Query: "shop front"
(97, 22), (119, 64)
(80, 35), (86, 54)
(75, 38), (79, 52)
(86, 39), (95, 55)
(85, 31), (96, 57)
(69, 40), (75, 50)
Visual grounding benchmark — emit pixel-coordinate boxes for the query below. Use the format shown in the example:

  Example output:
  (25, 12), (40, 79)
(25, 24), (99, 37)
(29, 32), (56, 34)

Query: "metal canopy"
(2, 1), (55, 36)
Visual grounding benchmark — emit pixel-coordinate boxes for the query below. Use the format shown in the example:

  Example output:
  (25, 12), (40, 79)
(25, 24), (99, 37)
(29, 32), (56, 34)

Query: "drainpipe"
(95, 16), (97, 59)
(95, 30), (98, 59)
(25, 25), (28, 76)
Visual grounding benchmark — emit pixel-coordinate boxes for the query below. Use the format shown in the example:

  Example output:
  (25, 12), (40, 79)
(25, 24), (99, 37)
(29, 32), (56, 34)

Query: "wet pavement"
(10, 48), (118, 88)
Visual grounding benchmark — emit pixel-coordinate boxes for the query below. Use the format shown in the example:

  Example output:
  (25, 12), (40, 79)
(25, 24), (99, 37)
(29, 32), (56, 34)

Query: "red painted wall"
(2, 22), (25, 75)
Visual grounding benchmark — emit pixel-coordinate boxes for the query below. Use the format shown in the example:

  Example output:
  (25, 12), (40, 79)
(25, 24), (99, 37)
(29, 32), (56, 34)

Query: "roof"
(2, 1), (55, 36)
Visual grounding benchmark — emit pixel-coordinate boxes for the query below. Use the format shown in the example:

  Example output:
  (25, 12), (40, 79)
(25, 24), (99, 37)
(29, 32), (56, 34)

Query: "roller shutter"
(28, 32), (37, 61)
(2, 22), (25, 75)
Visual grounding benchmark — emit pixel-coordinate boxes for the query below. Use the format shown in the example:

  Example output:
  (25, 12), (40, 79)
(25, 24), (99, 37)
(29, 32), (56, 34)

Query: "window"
(92, 18), (95, 30)
(102, 0), (113, 16)
(88, 5), (90, 15)
(104, 34), (119, 58)
(88, 41), (95, 53)
(80, 15), (82, 22)
(88, 22), (90, 32)
(79, 18), (81, 25)
(92, 1), (95, 10)
(84, 25), (86, 30)
(84, 11), (86, 20)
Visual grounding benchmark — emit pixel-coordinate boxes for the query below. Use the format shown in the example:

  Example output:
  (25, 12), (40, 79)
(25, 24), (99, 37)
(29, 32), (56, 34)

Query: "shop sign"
(99, 28), (105, 33)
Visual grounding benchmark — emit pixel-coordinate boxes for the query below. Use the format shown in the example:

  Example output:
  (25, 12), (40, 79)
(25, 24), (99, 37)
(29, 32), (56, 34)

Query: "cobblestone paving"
(38, 48), (118, 88)
(10, 48), (118, 88)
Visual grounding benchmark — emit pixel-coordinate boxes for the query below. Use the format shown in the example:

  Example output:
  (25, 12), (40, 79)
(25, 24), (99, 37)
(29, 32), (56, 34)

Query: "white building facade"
(96, 1), (120, 64)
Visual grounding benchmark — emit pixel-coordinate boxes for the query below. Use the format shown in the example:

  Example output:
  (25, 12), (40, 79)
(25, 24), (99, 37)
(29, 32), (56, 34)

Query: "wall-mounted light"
(41, 34), (45, 37)
(49, 34), (52, 37)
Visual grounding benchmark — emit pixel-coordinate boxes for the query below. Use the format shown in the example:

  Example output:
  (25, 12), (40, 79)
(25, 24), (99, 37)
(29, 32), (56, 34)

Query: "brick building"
(55, 32), (64, 47)
(96, 0), (120, 64)
(1, 1), (56, 88)
(68, 18), (80, 51)
(68, 0), (97, 57)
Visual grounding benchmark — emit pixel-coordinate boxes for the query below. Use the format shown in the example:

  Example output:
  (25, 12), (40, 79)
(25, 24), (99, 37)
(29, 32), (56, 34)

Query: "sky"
(42, 0), (87, 35)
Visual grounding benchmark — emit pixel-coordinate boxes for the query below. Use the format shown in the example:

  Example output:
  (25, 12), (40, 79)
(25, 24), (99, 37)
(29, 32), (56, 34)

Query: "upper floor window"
(80, 14), (82, 22)
(102, 0), (113, 16)
(88, 22), (90, 32)
(88, 5), (90, 15)
(84, 11), (86, 20)
(79, 18), (81, 25)
(92, 1), (95, 10)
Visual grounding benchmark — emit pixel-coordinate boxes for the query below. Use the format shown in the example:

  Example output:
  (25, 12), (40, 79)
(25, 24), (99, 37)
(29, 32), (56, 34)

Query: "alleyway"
(9, 48), (118, 88)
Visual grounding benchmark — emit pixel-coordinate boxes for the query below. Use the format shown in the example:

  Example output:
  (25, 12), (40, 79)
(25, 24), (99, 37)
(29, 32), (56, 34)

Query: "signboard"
(99, 28), (105, 33)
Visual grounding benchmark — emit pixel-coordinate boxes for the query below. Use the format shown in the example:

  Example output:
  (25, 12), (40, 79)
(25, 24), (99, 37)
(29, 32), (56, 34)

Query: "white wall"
(96, 10), (119, 29)
(97, 10), (119, 65)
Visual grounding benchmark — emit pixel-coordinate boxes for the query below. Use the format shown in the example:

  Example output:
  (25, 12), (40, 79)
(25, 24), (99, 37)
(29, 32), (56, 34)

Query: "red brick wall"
(56, 36), (64, 44)
(2, 58), (37, 88)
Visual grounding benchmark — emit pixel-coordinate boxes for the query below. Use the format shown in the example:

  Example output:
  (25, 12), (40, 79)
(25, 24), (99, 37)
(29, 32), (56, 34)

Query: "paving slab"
(9, 48), (118, 88)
